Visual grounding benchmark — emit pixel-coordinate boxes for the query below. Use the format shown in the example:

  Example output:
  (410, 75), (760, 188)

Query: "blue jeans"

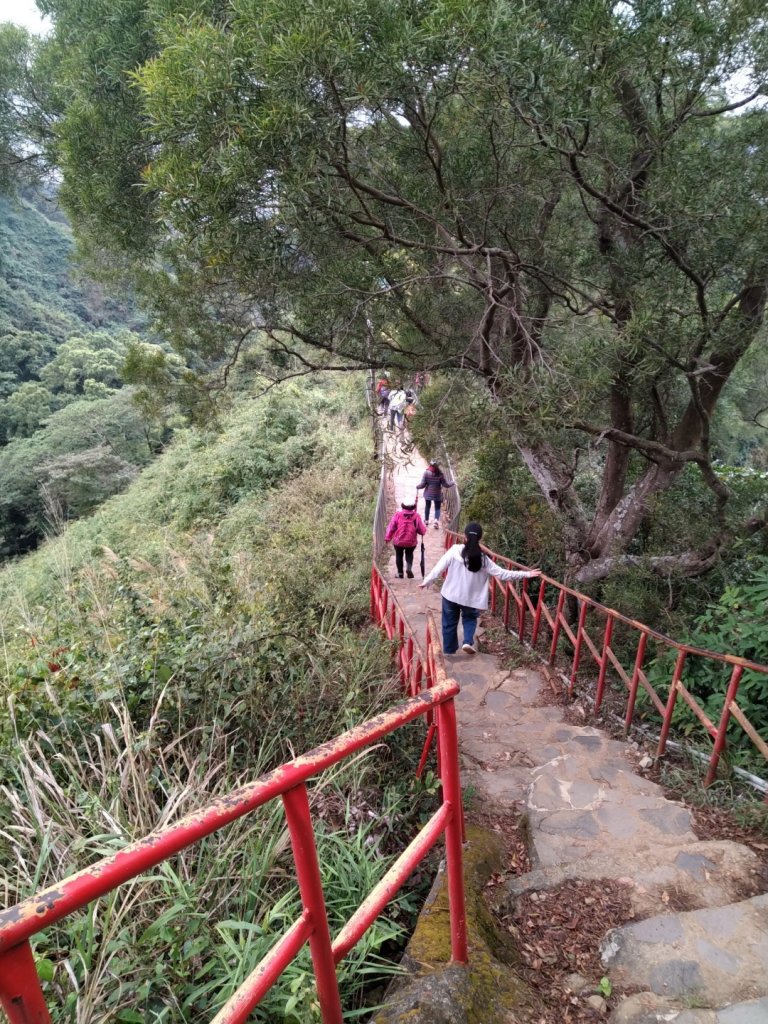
(441, 597), (480, 654)
(424, 498), (442, 522)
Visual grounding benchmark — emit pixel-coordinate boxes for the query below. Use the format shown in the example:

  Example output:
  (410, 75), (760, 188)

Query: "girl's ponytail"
(461, 522), (484, 573)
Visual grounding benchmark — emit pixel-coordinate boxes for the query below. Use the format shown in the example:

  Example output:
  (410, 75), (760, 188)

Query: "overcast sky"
(3, 0), (51, 34)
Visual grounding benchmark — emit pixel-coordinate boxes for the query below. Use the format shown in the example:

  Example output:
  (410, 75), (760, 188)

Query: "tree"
(0, 379), (55, 439)
(0, 23), (55, 191)
(39, 328), (135, 394)
(0, 330), (55, 387)
(24, 0), (768, 581)
(0, 390), (159, 556)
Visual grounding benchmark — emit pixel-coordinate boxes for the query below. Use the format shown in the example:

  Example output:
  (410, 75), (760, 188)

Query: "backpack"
(392, 511), (418, 547)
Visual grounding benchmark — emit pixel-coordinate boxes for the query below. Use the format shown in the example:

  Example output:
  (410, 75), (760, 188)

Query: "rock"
(503, 839), (762, 920)
(564, 972), (590, 993)
(610, 991), (712, 1022)
(586, 994), (608, 1013)
(602, 894), (768, 1007)
(373, 825), (533, 1023)
(639, 755), (654, 769)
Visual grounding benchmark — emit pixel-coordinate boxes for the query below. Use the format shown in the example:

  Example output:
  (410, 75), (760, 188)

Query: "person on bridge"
(415, 461), (454, 529)
(420, 522), (541, 655)
(388, 383), (408, 431)
(385, 500), (427, 579)
(375, 376), (390, 417)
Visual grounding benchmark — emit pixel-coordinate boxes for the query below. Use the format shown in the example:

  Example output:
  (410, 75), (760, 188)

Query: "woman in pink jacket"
(385, 501), (427, 579)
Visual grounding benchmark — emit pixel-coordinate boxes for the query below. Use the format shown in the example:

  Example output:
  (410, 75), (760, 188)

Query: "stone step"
(602, 895), (768, 1008)
(612, 992), (768, 1023)
(527, 751), (698, 868)
(505, 839), (764, 919)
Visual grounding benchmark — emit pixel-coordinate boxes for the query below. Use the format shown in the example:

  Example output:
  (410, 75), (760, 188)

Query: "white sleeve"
(422, 548), (455, 586)
(485, 559), (536, 582)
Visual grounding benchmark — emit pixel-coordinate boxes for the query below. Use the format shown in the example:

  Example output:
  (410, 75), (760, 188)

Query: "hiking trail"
(378, 428), (768, 1024)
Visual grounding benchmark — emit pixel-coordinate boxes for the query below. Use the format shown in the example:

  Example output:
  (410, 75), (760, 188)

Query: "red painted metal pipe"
(657, 649), (687, 757)
(416, 722), (437, 779)
(282, 785), (343, 1024)
(470, 540), (768, 676)
(519, 578), (529, 642)
(0, 681), (458, 954)
(437, 699), (468, 963)
(624, 631), (649, 733)
(211, 912), (314, 1024)
(705, 665), (745, 786)
(0, 941), (52, 1024)
(531, 580), (546, 646)
(594, 616), (615, 713)
(549, 588), (566, 664)
(569, 600), (588, 696)
(331, 803), (451, 963)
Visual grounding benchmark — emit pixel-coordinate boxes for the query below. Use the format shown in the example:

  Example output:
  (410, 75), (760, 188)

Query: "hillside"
(0, 374), (429, 1021)
(0, 192), (167, 557)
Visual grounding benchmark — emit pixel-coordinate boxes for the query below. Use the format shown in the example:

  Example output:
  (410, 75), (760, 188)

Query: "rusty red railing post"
(490, 577), (497, 615)
(548, 587), (566, 665)
(518, 578), (528, 642)
(594, 615), (615, 713)
(624, 630), (649, 734)
(398, 616), (406, 686)
(436, 698), (468, 964)
(0, 941), (52, 1024)
(531, 580), (546, 647)
(411, 659), (423, 698)
(657, 649), (687, 757)
(404, 636), (414, 693)
(569, 600), (588, 696)
(705, 665), (744, 786)
(282, 785), (344, 1024)
(503, 582), (511, 629)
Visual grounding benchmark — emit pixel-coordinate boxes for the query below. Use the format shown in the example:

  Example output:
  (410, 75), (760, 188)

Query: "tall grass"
(1, 685), (423, 1022)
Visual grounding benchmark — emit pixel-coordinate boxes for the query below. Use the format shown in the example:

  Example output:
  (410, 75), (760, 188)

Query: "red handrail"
(0, 603), (467, 1023)
(444, 530), (768, 787)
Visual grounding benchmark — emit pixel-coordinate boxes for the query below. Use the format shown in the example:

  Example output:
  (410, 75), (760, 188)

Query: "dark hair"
(429, 461), (441, 474)
(461, 522), (484, 573)
(401, 502), (416, 511)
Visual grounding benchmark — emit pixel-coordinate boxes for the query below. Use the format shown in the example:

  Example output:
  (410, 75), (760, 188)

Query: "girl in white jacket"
(420, 522), (541, 654)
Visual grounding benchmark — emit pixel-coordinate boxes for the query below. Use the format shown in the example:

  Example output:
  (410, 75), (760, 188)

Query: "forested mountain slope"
(0, 191), (167, 557)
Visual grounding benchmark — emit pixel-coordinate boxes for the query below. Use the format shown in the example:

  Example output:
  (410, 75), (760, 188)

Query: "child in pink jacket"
(385, 501), (427, 578)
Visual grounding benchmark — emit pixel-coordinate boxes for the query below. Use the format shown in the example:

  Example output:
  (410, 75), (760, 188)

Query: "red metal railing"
(370, 564), (456, 782)
(0, 609), (467, 1023)
(444, 530), (768, 788)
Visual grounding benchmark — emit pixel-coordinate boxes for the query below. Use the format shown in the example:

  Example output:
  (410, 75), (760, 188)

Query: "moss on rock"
(373, 825), (534, 1024)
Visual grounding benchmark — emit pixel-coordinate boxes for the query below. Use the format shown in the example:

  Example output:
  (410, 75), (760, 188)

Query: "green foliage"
(0, 24), (52, 190)
(39, 329), (134, 395)
(0, 390), (160, 556)
(643, 556), (768, 767)
(0, 192), (174, 551)
(6, 0), (768, 604)
(0, 193), (140, 343)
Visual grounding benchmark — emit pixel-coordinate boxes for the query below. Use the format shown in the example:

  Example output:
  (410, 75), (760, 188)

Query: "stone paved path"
(382, 425), (768, 1023)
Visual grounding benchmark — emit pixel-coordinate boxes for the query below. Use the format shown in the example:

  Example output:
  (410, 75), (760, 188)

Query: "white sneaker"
(462, 643), (476, 655)
(433, 520), (440, 529)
